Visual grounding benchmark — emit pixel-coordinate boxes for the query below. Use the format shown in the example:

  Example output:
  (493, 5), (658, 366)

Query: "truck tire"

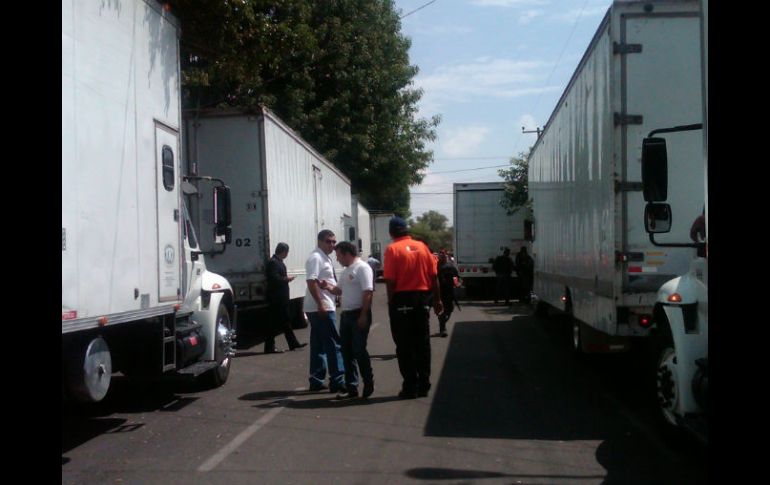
(64, 336), (112, 403)
(204, 304), (234, 388)
(653, 320), (680, 427)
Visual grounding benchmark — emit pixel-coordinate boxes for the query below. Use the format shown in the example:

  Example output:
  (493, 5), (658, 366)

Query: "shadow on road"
(405, 467), (606, 482)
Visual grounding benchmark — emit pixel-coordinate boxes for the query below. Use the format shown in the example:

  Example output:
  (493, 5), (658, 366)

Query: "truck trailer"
(453, 182), (531, 297)
(62, 0), (236, 402)
(185, 108), (353, 324)
(351, 195), (372, 258)
(528, 0), (703, 355)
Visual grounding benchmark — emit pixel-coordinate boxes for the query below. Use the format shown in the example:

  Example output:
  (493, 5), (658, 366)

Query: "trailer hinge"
(613, 42), (642, 55)
(614, 113), (643, 126)
(174, 209), (180, 222)
(62, 228), (66, 251)
(615, 181), (643, 192)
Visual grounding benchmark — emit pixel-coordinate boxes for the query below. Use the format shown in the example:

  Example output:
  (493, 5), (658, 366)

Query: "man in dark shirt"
(514, 246), (534, 303)
(437, 250), (460, 338)
(492, 247), (514, 305)
(264, 243), (306, 353)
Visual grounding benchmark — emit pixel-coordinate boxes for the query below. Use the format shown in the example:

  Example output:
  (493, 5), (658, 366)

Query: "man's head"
(438, 250), (448, 264)
(334, 240), (358, 267)
(503, 247), (510, 257)
(519, 246), (528, 254)
(317, 229), (337, 255)
(275, 242), (289, 259)
(389, 216), (408, 238)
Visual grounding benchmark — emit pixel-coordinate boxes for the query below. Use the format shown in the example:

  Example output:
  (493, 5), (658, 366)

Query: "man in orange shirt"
(383, 217), (443, 399)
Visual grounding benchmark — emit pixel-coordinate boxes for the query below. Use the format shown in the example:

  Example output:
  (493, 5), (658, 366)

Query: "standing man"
(383, 217), (443, 399)
(321, 241), (375, 399)
(366, 255), (381, 291)
(437, 250), (461, 338)
(264, 243), (307, 354)
(514, 246), (534, 303)
(493, 247), (514, 305)
(304, 230), (345, 392)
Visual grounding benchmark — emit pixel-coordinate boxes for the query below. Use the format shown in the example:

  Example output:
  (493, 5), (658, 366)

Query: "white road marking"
(198, 386), (305, 472)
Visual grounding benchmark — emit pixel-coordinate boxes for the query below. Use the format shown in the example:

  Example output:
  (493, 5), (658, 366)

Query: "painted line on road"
(198, 386), (305, 472)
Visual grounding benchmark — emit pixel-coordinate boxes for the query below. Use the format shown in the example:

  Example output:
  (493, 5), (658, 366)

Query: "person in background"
(437, 250), (460, 338)
(321, 241), (375, 399)
(303, 230), (345, 392)
(383, 217), (443, 399)
(264, 243), (306, 353)
(366, 254), (381, 291)
(514, 246), (534, 304)
(492, 247), (514, 305)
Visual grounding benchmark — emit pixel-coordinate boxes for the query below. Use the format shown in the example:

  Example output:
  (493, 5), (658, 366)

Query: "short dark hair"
(318, 229), (335, 241)
(334, 240), (357, 256)
(275, 242), (289, 255)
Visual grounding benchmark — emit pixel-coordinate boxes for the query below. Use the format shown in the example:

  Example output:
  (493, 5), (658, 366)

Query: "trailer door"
(155, 122), (182, 302)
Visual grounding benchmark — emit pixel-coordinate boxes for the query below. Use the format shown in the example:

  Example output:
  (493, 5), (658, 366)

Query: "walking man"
(493, 247), (514, 305)
(304, 230), (345, 392)
(437, 250), (461, 338)
(264, 242), (306, 353)
(383, 217), (443, 399)
(321, 241), (375, 399)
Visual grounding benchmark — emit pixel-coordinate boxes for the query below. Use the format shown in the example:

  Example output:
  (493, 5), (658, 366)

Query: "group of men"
(263, 216), (454, 400)
(492, 246), (534, 305)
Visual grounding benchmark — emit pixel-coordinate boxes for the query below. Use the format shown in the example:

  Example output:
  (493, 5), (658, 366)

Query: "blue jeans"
(307, 311), (345, 390)
(339, 309), (373, 391)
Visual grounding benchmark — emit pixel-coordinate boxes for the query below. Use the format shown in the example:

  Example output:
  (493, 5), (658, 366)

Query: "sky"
(393, 0), (613, 226)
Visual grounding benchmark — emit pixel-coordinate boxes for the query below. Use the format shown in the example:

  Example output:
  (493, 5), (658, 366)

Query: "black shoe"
(335, 389), (359, 399)
(417, 383), (431, 397)
(265, 347), (284, 354)
(329, 384), (345, 394)
(289, 342), (308, 350)
(309, 383), (328, 392)
(440, 331), (448, 338)
(398, 390), (417, 399)
(363, 381), (374, 398)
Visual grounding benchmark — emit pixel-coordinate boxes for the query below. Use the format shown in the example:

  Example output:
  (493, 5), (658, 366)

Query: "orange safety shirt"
(383, 236), (437, 292)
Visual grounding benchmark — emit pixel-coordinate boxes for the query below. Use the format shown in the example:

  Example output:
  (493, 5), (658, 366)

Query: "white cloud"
(441, 125), (491, 157)
(414, 57), (561, 117)
(470, 0), (548, 7)
(518, 9), (544, 25)
(551, 4), (610, 23)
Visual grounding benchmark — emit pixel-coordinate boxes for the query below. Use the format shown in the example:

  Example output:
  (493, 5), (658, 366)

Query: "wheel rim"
(215, 311), (235, 375)
(656, 347), (679, 425)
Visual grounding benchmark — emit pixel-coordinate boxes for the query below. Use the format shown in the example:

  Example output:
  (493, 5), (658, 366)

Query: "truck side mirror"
(213, 185), (232, 244)
(644, 203), (672, 234)
(641, 137), (668, 202)
(349, 227), (356, 241)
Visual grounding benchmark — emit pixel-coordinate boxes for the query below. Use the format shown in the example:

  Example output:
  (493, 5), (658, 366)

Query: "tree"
(169, 0), (439, 215)
(498, 151), (532, 215)
(408, 211), (453, 252)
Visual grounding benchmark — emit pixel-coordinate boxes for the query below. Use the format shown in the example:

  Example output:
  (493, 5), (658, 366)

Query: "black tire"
(204, 304), (233, 388)
(652, 318), (680, 429)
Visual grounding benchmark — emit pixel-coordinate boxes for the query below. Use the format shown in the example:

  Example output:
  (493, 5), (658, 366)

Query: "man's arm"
(432, 274), (443, 316)
(358, 290), (373, 329)
(306, 279), (329, 316)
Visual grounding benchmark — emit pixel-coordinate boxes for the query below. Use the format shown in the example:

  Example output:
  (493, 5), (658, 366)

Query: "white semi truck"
(453, 182), (531, 296)
(62, 0), (236, 402)
(528, 0), (703, 353)
(351, 195), (372, 258)
(184, 108), (353, 324)
(369, 211), (395, 262)
(638, 0), (708, 441)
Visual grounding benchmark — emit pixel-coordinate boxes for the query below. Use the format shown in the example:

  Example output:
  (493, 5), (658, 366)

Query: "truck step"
(175, 361), (218, 377)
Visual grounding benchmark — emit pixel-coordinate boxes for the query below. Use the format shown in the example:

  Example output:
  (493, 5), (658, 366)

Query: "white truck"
(638, 0), (708, 441)
(350, 195), (372, 258)
(62, 0), (236, 403)
(184, 108), (353, 324)
(528, 0), (703, 354)
(369, 211), (395, 261)
(453, 182), (530, 296)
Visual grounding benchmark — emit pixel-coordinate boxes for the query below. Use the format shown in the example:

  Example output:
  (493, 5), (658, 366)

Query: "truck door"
(155, 122), (182, 303)
(313, 166), (323, 232)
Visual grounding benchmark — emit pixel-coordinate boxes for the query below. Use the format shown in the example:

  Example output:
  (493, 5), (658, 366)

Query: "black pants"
(265, 302), (300, 350)
(438, 291), (454, 331)
(389, 291), (432, 392)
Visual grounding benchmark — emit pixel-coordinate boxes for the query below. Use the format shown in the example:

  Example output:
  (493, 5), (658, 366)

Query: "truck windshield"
(182, 201), (199, 250)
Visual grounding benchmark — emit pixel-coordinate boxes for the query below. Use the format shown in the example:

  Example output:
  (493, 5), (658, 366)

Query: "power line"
(428, 164), (509, 174)
(400, 0), (438, 19)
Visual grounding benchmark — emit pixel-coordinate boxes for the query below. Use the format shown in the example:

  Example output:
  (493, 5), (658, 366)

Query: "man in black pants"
(437, 250), (460, 338)
(264, 243), (306, 354)
(383, 217), (443, 399)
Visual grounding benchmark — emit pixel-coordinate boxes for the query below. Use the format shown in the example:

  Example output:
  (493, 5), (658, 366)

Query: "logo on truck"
(164, 244), (175, 265)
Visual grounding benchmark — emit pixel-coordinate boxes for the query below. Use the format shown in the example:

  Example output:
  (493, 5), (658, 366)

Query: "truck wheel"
(205, 304), (234, 388)
(654, 323), (679, 427)
(64, 336), (112, 403)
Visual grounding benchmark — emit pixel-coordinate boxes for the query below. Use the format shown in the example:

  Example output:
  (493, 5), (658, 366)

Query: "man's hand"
(287, 275), (296, 282)
(357, 313), (368, 330)
(434, 299), (444, 317)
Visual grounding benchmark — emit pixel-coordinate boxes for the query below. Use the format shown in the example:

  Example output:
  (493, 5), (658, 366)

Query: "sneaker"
(417, 383), (431, 397)
(309, 384), (328, 392)
(335, 389), (359, 399)
(440, 331), (448, 338)
(289, 342), (308, 350)
(362, 381), (374, 398)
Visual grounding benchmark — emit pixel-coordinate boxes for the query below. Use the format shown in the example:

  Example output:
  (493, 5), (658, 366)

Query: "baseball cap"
(389, 216), (407, 233)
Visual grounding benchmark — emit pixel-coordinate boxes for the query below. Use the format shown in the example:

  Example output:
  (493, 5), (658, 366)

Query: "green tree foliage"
(498, 151), (532, 215)
(169, 0), (439, 215)
(408, 211), (453, 252)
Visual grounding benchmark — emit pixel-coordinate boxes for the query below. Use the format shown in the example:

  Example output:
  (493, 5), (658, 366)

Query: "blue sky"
(394, 0), (613, 225)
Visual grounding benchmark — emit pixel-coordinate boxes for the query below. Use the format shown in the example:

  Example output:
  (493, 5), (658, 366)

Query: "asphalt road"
(62, 283), (707, 484)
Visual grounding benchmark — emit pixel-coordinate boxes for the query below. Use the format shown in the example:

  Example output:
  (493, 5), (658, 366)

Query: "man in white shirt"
(322, 241), (374, 399)
(304, 229), (345, 392)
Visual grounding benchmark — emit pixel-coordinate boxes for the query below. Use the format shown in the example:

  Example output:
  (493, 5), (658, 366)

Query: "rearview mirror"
(644, 203), (672, 234)
(213, 185), (232, 245)
(641, 137), (668, 202)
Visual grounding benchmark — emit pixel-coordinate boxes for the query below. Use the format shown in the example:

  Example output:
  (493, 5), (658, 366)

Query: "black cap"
(389, 216), (407, 234)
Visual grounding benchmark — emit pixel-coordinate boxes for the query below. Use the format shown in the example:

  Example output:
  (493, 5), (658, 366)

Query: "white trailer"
(528, 0), (703, 355)
(351, 196), (372, 258)
(453, 182), (530, 295)
(185, 108), (353, 322)
(62, 0), (235, 402)
(369, 212), (395, 263)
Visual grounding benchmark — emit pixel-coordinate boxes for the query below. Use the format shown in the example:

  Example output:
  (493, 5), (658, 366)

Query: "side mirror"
(644, 203), (672, 234)
(213, 185), (232, 245)
(641, 137), (668, 202)
(349, 227), (356, 241)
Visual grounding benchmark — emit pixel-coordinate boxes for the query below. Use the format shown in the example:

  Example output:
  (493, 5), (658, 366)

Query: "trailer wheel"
(205, 304), (234, 388)
(64, 336), (112, 403)
(654, 322), (679, 427)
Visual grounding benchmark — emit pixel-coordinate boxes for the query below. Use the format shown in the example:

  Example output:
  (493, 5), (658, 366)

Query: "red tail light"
(639, 314), (652, 328)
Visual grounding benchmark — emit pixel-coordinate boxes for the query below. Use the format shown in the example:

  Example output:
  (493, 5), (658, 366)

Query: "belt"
(395, 305), (430, 313)
(342, 308), (362, 315)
